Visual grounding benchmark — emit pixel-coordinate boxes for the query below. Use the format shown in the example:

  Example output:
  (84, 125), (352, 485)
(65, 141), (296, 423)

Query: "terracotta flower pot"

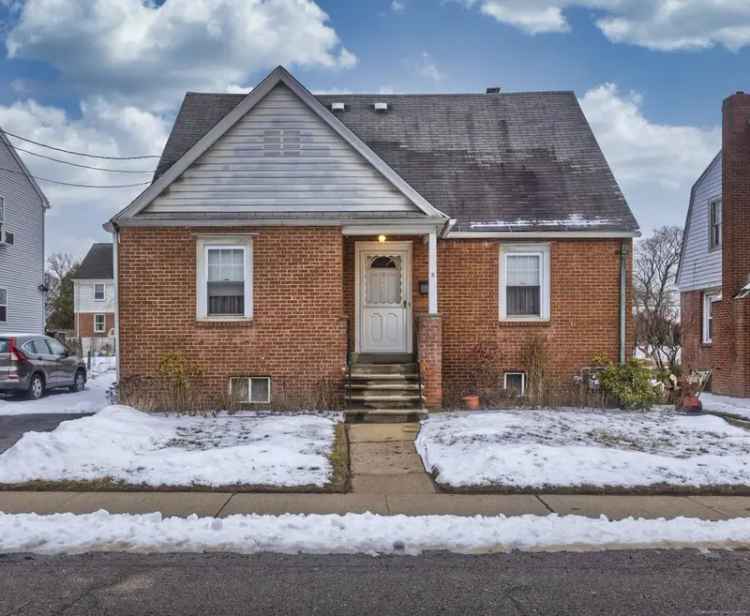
(462, 394), (480, 410)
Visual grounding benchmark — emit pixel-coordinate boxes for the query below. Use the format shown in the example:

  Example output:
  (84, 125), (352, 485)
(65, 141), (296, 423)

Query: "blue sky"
(0, 0), (746, 258)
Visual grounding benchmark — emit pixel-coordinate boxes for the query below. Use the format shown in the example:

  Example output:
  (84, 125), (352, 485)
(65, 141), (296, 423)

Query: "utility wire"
(0, 165), (150, 189)
(0, 128), (160, 160)
(10, 143), (155, 174)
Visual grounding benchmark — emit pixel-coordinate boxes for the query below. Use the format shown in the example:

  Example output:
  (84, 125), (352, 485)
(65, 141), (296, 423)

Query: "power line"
(10, 143), (155, 174)
(0, 128), (160, 160)
(0, 165), (150, 189)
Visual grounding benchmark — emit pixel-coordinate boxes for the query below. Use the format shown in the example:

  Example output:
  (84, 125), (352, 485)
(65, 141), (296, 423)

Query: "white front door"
(357, 242), (412, 353)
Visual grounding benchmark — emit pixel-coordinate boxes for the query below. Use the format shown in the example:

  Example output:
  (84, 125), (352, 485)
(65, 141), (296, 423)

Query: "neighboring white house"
(72, 243), (116, 355)
(0, 129), (49, 334)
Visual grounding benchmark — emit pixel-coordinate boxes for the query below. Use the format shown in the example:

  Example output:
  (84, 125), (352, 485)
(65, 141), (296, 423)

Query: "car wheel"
(70, 369), (86, 393)
(28, 373), (45, 400)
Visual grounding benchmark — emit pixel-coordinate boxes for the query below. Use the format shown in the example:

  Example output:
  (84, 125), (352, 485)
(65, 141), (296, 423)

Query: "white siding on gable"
(677, 153), (723, 292)
(145, 84), (417, 215)
(0, 140), (45, 334)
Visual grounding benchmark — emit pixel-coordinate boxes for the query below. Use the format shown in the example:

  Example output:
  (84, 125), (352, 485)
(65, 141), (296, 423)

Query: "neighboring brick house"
(678, 93), (750, 398)
(73, 243), (116, 355)
(106, 66), (639, 412)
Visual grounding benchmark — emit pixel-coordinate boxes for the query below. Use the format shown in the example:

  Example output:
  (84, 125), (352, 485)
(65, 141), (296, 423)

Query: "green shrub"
(596, 358), (659, 410)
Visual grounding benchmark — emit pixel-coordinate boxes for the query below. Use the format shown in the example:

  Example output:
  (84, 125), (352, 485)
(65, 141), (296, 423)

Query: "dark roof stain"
(153, 89), (638, 233)
(73, 243), (113, 279)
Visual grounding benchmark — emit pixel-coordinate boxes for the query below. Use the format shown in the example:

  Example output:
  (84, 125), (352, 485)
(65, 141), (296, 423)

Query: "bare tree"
(634, 226), (683, 373)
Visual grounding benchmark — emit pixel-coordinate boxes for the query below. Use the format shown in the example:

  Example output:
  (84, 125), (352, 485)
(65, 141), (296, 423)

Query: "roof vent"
(486, 87), (501, 94)
(373, 102), (389, 112)
(331, 102), (346, 112)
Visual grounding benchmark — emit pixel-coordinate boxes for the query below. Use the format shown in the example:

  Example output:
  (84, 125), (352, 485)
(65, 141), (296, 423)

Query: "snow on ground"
(416, 410), (750, 489)
(702, 393), (750, 421)
(0, 358), (115, 416)
(0, 406), (338, 488)
(1, 510), (750, 556)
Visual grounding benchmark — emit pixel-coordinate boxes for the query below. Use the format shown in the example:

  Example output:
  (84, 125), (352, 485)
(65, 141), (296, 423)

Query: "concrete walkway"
(2, 422), (750, 519)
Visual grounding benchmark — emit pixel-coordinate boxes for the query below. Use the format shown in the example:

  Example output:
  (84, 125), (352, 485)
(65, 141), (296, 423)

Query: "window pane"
(507, 255), (540, 286)
(46, 338), (64, 355)
(251, 378), (270, 403)
(505, 373), (525, 396)
(230, 378), (249, 402)
(207, 248), (245, 315)
(507, 286), (540, 316)
(0, 306), (5, 322)
(0, 289), (6, 305)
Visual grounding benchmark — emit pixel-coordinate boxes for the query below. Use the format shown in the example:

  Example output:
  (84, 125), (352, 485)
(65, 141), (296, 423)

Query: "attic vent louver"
(486, 87), (501, 94)
(373, 102), (389, 112)
(331, 102), (346, 112)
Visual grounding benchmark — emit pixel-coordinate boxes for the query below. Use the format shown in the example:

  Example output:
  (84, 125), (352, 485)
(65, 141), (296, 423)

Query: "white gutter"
(111, 228), (120, 384)
(447, 231), (641, 239)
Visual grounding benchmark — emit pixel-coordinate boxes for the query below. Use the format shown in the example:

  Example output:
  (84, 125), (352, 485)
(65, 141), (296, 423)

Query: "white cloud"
(5, 0), (357, 110)
(415, 52), (445, 82)
(0, 98), (169, 258)
(391, 1), (405, 13)
(580, 83), (721, 233)
(460, 1), (750, 51)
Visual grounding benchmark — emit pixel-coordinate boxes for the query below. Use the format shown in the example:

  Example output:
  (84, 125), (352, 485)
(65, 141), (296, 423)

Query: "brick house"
(677, 93), (750, 398)
(72, 243), (116, 355)
(105, 66), (639, 413)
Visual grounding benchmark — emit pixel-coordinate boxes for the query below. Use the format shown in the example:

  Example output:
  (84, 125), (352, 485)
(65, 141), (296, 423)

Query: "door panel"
(359, 247), (411, 353)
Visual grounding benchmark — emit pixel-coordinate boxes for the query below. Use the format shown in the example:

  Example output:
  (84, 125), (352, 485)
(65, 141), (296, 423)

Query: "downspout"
(111, 225), (120, 384)
(619, 240), (630, 364)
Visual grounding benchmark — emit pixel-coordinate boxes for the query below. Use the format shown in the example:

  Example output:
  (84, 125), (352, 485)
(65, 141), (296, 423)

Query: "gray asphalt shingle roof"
(153, 89), (638, 233)
(73, 243), (113, 279)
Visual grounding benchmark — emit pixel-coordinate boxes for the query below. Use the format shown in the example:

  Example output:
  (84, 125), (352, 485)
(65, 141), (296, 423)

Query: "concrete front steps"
(345, 353), (426, 423)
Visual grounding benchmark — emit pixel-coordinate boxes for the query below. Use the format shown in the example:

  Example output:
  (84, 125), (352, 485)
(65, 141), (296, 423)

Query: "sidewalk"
(2, 423), (750, 520)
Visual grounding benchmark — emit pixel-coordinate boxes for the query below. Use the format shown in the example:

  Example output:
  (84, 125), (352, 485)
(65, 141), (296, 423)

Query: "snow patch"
(702, 394), (750, 421)
(1, 511), (749, 555)
(416, 410), (750, 489)
(0, 407), (338, 487)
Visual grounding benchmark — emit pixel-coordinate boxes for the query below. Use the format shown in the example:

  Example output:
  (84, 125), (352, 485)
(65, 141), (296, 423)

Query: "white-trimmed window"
(196, 237), (253, 321)
(709, 199), (722, 250)
(94, 283), (105, 301)
(499, 244), (551, 321)
(94, 313), (106, 334)
(0, 288), (6, 322)
(504, 372), (526, 396)
(702, 291), (721, 344)
(230, 377), (271, 404)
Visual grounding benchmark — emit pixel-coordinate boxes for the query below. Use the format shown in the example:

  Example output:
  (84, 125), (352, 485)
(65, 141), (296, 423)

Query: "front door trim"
(354, 240), (413, 354)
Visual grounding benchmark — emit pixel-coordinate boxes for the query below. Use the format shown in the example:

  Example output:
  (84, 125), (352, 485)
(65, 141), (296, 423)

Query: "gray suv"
(0, 334), (87, 400)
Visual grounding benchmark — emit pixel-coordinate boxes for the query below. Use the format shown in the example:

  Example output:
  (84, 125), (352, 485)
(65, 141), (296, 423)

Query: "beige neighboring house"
(73, 243), (115, 355)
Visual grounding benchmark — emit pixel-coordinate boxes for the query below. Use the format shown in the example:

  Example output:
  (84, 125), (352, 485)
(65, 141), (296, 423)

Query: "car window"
(22, 340), (42, 355)
(45, 338), (66, 356)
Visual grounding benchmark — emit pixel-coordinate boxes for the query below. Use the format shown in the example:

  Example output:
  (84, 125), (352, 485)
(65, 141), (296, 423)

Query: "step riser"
(346, 359), (423, 420)
(350, 364), (418, 375)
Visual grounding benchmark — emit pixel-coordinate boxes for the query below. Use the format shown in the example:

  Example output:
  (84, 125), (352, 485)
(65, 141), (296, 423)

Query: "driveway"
(0, 414), (92, 453)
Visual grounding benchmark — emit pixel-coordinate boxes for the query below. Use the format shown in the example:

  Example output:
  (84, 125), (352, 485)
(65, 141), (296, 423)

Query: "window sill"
(701, 341), (713, 348)
(498, 319), (551, 328)
(196, 318), (255, 328)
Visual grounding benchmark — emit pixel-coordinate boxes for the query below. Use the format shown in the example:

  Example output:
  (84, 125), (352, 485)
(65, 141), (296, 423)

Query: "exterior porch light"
(378, 234), (387, 243)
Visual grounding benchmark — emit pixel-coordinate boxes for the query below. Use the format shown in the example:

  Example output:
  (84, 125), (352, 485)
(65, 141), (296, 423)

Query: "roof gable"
(0, 129), (50, 209)
(111, 67), (445, 225)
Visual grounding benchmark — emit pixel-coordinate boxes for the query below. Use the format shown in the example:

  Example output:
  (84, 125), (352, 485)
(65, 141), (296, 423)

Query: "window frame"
(702, 290), (721, 345)
(229, 376), (271, 404)
(499, 243), (551, 322)
(93, 283), (106, 302)
(196, 236), (253, 321)
(708, 198), (722, 251)
(0, 287), (6, 323)
(504, 372), (527, 396)
(94, 313), (106, 334)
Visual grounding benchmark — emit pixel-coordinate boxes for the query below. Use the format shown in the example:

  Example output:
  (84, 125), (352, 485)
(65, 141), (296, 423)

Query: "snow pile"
(0, 407), (338, 487)
(416, 410), (750, 489)
(702, 393), (750, 421)
(0, 364), (115, 416)
(1, 511), (749, 555)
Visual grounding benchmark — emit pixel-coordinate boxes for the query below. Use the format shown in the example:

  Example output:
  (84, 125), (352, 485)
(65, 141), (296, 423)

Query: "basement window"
(504, 372), (526, 397)
(230, 377), (271, 404)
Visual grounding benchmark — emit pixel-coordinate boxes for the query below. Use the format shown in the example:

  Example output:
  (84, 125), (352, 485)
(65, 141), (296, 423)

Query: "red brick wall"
(700, 93), (750, 397)
(680, 290), (715, 374)
(118, 226), (347, 407)
(439, 238), (633, 402)
(76, 312), (115, 338)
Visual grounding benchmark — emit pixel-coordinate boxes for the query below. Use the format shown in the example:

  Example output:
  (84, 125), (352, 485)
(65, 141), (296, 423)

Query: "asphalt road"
(0, 413), (92, 452)
(1, 549), (750, 615)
